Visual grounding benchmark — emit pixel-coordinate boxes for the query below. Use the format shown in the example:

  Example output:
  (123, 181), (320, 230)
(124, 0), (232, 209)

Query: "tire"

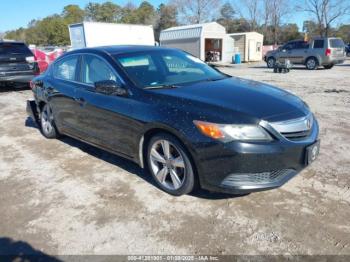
(40, 104), (58, 139)
(267, 57), (275, 68)
(305, 57), (318, 70)
(324, 64), (334, 69)
(147, 133), (195, 196)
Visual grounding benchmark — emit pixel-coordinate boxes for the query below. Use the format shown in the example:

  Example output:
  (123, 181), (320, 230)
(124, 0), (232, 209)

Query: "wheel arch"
(138, 125), (192, 167)
(138, 125), (200, 187)
(305, 56), (320, 65)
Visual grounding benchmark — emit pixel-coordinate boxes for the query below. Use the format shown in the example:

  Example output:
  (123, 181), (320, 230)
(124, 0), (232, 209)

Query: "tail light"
(29, 80), (35, 89)
(26, 56), (35, 63)
(325, 48), (331, 56)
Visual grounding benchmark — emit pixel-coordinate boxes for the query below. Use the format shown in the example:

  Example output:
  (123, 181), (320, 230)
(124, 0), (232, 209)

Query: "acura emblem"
(306, 119), (311, 129)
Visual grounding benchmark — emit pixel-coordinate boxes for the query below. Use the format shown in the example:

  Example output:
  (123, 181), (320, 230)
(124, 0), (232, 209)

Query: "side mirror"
(94, 80), (127, 96)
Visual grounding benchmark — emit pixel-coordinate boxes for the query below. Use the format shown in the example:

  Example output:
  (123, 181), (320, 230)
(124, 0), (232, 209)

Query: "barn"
(228, 32), (264, 62)
(160, 22), (235, 63)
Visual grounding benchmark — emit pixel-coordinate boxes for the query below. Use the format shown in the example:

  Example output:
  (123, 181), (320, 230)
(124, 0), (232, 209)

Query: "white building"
(160, 22), (235, 63)
(228, 32), (264, 62)
(69, 22), (155, 49)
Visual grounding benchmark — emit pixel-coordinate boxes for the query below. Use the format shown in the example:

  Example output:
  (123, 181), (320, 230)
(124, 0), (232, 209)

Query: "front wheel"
(305, 57), (318, 70)
(267, 57), (275, 68)
(40, 104), (58, 139)
(147, 133), (195, 196)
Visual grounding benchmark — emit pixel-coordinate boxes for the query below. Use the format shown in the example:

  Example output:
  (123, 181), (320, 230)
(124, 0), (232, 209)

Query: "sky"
(0, 0), (349, 33)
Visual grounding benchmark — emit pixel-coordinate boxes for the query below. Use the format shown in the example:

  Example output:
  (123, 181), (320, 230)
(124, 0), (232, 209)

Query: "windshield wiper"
(144, 84), (179, 90)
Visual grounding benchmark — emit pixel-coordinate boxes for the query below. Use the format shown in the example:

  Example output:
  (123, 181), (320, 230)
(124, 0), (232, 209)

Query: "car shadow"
(59, 135), (243, 200)
(25, 117), (38, 129)
(0, 237), (61, 261)
(249, 65), (327, 71)
(25, 117), (248, 200)
(0, 85), (29, 93)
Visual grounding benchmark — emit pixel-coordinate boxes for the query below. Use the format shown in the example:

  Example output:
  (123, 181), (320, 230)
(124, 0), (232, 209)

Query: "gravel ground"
(0, 61), (349, 256)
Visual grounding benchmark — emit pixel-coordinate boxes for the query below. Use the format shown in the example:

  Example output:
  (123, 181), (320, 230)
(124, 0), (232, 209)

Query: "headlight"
(193, 120), (273, 142)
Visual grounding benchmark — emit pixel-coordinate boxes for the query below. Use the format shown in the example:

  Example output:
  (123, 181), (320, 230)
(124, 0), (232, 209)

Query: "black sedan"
(27, 46), (320, 196)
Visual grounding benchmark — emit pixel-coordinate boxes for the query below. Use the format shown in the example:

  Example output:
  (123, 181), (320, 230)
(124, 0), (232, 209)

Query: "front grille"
(221, 169), (296, 187)
(269, 114), (313, 141)
(281, 130), (311, 140)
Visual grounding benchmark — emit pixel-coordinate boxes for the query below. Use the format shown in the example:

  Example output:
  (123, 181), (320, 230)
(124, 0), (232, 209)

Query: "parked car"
(0, 41), (39, 87)
(264, 37), (346, 70)
(345, 44), (350, 57)
(27, 46), (320, 196)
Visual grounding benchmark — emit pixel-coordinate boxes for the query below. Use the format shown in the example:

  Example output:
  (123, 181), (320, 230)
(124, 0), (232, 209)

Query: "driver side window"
(81, 55), (117, 85)
(283, 43), (295, 50)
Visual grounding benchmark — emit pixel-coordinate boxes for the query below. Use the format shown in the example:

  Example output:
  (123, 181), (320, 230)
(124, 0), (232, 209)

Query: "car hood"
(150, 77), (309, 123)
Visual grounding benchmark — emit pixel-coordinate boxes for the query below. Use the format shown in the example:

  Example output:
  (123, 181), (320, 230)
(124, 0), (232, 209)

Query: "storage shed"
(228, 32), (264, 62)
(160, 22), (235, 63)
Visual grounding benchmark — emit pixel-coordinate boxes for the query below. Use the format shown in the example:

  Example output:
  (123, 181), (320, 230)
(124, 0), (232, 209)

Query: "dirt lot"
(0, 61), (349, 256)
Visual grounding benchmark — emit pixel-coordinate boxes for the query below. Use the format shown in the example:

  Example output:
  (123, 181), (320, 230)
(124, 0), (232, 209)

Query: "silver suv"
(264, 37), (346, 70)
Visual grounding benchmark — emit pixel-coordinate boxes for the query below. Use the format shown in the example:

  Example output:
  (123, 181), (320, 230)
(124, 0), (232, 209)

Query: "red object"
(325, 48), (331, 56)
(29, 47), (64, 74)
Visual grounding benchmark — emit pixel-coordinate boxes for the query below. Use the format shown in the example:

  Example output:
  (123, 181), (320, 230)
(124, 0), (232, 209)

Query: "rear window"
(313, 40), (324, 49)
(0, 43), (33, 56)
(329, 39), (344, 48)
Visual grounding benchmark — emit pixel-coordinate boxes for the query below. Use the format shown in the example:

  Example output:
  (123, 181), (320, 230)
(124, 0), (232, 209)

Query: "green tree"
(155, 3), (178, 41)
(136, 1), (156, 25)
(85, 2), (121, 22)
(120, 2), (139, 24)
(336, 24), (350, 43)
(217, 2), (236, 32)
(279, 23), (302, 43)
(62, 5), (85, 24)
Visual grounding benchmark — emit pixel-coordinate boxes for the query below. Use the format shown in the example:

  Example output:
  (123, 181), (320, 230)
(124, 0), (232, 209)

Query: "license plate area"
(305, 140), (320, 165)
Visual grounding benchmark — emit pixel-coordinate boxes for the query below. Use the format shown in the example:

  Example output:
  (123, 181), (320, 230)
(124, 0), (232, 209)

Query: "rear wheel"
(147, 133), (195, 196)
(324, 64), (334, 69)
(40, 104), (58, 139)
(305, 57), (318, 70)
(267, 57), (275, 68)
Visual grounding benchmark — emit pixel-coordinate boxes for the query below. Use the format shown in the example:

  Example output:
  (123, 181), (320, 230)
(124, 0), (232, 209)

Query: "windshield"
(329, 39), (344, 48)
(114, 49), (227, 88)
(0, 43), (33, 56)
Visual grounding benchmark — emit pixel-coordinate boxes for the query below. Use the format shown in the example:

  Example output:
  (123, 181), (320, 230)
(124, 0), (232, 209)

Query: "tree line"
(4, 0), (350, 46)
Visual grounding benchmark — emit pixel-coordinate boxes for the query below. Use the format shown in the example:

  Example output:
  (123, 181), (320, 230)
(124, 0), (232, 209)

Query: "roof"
(160, 22), (226, 41)
(68, 45), (173, 55)
(162, 22), (219, 32)
(69, 21), (153, 28)
(228, 32), (263, 37)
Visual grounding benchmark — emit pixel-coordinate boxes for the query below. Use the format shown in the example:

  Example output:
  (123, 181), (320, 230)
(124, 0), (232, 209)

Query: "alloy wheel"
(306, 58), (317, 70)
(41, 106), (54, 135)
(149, 139), (186, 190)
(267, 58), (275, 68)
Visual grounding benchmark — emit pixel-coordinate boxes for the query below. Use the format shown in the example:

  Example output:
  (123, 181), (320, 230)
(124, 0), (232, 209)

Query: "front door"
(74, 54), (135, 156)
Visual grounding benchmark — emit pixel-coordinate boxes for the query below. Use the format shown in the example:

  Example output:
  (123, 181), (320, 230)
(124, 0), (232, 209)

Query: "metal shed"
(160, 22), (235, 63)
(228, 32), (264, 62)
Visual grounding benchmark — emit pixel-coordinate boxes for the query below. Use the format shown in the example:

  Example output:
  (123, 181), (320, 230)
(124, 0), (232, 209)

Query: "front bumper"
(191, 120), (319, 194)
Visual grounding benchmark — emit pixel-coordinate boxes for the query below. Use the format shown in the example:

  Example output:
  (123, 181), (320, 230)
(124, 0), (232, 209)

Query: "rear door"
(74, 54), (135, 156)
(50, 54), (81, 135)
(0, 42), (36, 76)
(292, 41), (310, 64)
